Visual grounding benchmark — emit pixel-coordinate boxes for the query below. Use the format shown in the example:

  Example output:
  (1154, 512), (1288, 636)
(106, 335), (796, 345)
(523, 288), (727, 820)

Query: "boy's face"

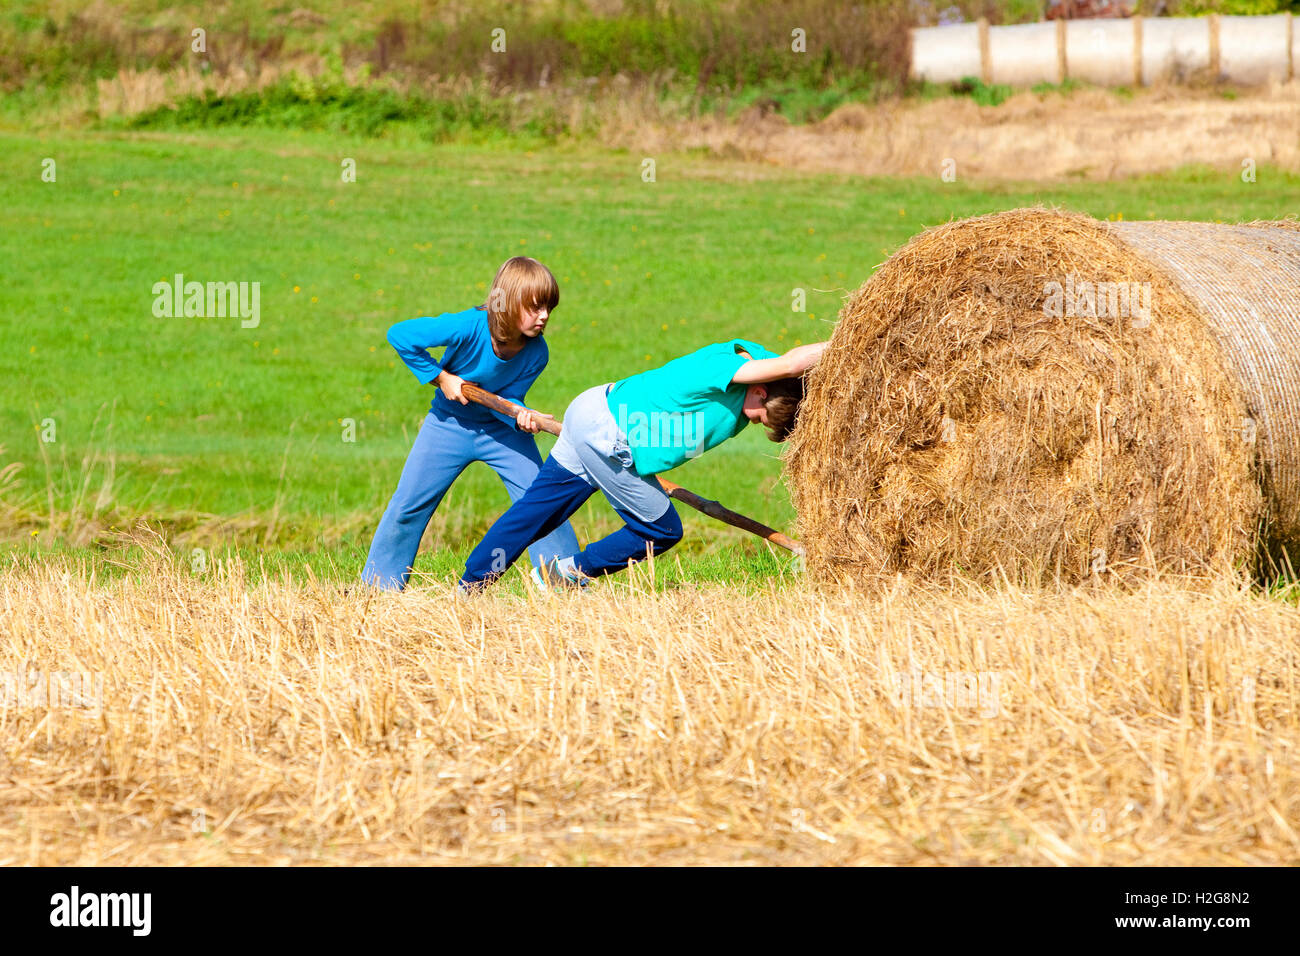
(743, 385), (769, 424)
(518, 301), (550, 337)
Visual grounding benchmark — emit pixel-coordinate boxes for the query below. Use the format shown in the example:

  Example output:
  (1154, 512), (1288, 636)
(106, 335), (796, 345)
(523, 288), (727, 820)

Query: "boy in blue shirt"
(362, 257), (581, 590)
(460, 339), (827, 590)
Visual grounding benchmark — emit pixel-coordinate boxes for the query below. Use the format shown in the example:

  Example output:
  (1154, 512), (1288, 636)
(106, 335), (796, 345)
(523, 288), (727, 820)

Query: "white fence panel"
(1140, 17), (1209, 85)
(990, 21), (1061, 86)
(1219, 14), (1291, 85)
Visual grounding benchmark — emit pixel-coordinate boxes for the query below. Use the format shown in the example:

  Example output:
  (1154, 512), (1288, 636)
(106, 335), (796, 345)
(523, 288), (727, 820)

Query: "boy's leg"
(552, 382), (682, 581)
(571, 501), (683, 577)
(362, 413), (471, 591)
(461, 458), (595, 588)
(478, 425), (583, 568)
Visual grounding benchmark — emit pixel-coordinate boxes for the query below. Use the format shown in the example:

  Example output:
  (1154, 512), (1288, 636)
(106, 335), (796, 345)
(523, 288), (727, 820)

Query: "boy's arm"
(386, 313), (468, 384)
(730, 342), (828, 385)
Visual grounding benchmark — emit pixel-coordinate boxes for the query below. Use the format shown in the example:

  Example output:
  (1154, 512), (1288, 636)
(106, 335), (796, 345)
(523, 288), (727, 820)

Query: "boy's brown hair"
(482, 257), (560, 344)
(761, 375), (806, 442)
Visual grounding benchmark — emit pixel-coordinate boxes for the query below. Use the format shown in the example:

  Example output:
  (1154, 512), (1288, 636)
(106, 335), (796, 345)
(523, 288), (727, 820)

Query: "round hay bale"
(787, 208), (1300, 585)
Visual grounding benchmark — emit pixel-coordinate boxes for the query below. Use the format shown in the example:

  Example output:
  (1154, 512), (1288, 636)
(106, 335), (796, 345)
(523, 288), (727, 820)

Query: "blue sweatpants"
(461, 457), (683, 588)
(362, 409), (581, 590)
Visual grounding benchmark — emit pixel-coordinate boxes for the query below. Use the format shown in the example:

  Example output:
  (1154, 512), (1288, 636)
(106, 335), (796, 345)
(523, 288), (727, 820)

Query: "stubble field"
(2, 536), (1297, 865)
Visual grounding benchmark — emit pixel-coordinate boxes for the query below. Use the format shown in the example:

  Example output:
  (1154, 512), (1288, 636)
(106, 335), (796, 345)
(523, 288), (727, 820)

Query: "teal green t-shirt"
(605, 339), (780, 475)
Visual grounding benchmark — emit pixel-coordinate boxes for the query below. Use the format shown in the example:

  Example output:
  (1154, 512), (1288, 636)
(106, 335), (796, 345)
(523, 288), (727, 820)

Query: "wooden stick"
(654, 477), (804, 555)
(461, 382), (562, 437)
(459, 382), (804, 555)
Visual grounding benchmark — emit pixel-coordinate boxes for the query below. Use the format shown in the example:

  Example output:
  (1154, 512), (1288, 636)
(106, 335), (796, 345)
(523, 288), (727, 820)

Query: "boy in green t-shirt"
(460, 339), (827, 589)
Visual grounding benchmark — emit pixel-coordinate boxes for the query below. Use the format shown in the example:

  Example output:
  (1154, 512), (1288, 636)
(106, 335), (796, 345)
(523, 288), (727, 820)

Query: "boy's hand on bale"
(435, 370), (470, 405)
(516, 410), (554, 433)
(785, 341), (828, 374)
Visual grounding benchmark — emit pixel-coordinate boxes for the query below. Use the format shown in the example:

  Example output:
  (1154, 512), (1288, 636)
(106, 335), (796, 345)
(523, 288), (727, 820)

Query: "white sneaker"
(531, 557), (588, 591)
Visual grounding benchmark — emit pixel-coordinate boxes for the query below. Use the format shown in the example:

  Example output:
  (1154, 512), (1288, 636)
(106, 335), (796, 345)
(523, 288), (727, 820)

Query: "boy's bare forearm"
(730, 341), (829, 385)
(780, 342), (827, 376)
(764, 342), (828, 380)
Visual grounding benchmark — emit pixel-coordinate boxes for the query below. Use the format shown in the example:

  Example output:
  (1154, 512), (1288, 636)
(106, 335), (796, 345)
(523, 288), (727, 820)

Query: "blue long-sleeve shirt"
(387, 307), (548, 429)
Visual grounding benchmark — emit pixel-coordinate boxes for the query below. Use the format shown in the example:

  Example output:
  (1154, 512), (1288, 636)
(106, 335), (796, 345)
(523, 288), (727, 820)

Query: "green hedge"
(6, 0), (1298, 100)
(3, 1), (908, 94)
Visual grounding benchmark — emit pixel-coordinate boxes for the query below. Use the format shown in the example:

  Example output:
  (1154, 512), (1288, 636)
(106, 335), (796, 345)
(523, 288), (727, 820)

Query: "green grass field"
(2, 125), (1293, 584)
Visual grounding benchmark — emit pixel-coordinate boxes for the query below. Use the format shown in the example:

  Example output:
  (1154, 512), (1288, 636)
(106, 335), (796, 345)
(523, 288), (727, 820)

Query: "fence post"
(1057, 17), (1068, 83)
(1132, 15), (1143, 87)
(1288, 12), (1294, 83)
(978, 18), (991, 85)
(1209, 13), (1221, 81)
